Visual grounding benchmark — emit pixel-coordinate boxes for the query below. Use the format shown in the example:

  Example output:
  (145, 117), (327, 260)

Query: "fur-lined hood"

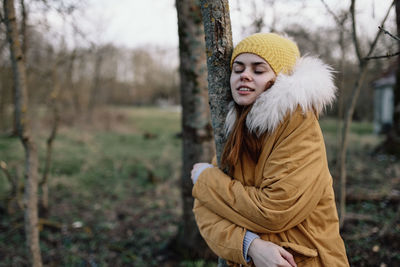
(225, 56), (336, 135)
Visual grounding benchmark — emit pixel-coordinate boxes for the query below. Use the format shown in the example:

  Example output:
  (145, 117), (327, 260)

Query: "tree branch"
(0, 161), (16, 193)
(351, 0), (395, 65)
(350, 0), (363, 64)
(379, 26), (400, 42)
(320, 0), (343, 26)
(365, 1), (395, 59)
(364, 51), (400, 60)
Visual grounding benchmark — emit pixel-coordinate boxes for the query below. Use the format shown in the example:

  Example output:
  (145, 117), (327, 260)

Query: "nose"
(240, 69), (252, 81)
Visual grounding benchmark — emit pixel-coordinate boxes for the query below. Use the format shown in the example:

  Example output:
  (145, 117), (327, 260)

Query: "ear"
(264, 80), (275, 91)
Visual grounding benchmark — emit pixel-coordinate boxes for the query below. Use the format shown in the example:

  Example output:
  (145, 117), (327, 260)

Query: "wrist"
(243, 231), (259, 262)
(248, 238), (259, 258)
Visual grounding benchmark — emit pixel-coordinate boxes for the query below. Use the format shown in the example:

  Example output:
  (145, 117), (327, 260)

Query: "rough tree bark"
(200, 0), (233, 166)
(199, 0), (233, 263)
(3, 0), (42, 266)
(175, 0), (215, 258)
(338, 0), (393, 227)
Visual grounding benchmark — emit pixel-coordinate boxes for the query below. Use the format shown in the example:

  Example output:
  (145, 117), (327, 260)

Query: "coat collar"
(225, 56), (336, 135)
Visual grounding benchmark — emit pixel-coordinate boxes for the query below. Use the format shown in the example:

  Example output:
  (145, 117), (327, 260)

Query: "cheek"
(263, 74), (276, 88)
(230, 75), (235, 91)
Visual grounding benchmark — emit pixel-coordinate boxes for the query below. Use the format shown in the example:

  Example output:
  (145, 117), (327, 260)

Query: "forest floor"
(0, 106), (399, 267)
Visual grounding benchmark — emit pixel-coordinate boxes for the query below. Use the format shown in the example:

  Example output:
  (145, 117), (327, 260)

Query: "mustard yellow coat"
(192, 57), (349, 267)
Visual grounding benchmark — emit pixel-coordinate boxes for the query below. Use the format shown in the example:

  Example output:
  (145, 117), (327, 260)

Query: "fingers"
(279, 247), (297, 267)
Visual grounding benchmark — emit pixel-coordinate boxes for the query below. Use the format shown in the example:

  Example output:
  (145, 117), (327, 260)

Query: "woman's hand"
(190, 163), (212, 184)
(248, 239), (297, 267)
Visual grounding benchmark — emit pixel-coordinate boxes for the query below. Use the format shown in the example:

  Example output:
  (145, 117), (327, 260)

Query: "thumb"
(278, 247), (297, 267)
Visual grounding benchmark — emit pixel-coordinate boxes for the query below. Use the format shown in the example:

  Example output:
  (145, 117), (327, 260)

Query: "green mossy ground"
(0, 107), (398, 266)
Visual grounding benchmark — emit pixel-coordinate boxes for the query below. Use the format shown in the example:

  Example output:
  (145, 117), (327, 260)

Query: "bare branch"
(365, 1), (395, 59)
(350, 0), (363, 63)
(320, 0), (343, 25)
(0, 161), (16, 192)
(364, 51), (400, 60)
(379, 26), (400, 42)
(351, 0), (395, 65)
(20, 0), (27, 57)
(339, 0), (394, 228)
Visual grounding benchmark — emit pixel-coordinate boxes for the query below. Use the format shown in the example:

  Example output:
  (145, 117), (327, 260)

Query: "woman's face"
(230, 53), (276, 106)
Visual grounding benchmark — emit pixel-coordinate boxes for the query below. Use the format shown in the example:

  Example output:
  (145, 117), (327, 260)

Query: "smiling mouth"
(238, 87), (254, 92)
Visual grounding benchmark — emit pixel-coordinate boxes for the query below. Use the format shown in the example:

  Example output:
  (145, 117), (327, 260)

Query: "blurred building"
(373, 69), (395, 134)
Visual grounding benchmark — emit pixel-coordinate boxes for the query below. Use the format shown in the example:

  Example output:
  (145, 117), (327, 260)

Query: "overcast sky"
(38, 0), (395, 50)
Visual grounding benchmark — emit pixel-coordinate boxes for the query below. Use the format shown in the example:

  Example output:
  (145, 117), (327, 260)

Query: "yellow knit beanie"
(230, 33), (300, 75)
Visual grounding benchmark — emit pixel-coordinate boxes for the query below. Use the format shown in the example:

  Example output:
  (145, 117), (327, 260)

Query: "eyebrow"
(233, 60), (268, 66)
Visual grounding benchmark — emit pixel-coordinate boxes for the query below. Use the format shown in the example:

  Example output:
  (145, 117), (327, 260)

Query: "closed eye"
(233, 67), (244, 73)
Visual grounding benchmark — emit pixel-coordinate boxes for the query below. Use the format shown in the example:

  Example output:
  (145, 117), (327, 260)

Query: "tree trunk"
(66, 50), (81, 116)
(0, 80), (5, 131)
(175, 0), (215, 259)
(88, 48), (103, 121)
(334, 23), (347, 195)
(40, 57), (60, 216)
(338, 0), (393, 227)
(200, 0), (233, 264)
(19, 0), (27, 57)
(200, 0), (233, 166)
(339, 66), (368, 227)
(3, 0), (43, 266)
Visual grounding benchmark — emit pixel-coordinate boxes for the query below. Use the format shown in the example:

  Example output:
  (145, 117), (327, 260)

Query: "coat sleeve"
(192, 111), (330, 233)
(192, 199), (249, 265)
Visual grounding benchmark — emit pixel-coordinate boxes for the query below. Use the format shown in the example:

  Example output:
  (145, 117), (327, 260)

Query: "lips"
(237, 86), (254, 92)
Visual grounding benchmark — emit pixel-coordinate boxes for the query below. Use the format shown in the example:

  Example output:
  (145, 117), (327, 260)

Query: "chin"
(233, 97), (254, 106)
(236, 101), (253, 106)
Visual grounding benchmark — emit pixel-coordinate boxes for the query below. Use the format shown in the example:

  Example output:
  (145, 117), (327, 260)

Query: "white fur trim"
(224, 101), (237, 135)
(225, 56), (336, 135)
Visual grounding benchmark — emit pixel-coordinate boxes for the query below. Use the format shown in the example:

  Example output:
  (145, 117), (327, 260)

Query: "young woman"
(190, 33), (349, 267)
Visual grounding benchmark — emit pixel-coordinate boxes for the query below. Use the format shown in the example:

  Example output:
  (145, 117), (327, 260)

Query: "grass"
(0, 107), (399, 266)
(320, 118), (374, 136)
(0, 106), (183, 266)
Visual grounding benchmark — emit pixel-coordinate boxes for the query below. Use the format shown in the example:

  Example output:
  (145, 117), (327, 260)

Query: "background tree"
(39, 45), (62, 216)
(175, 0), (214, 258)
(320, 0), (352, 222)
(3, 0), (42, 265)
(338, 0), (394, 227)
